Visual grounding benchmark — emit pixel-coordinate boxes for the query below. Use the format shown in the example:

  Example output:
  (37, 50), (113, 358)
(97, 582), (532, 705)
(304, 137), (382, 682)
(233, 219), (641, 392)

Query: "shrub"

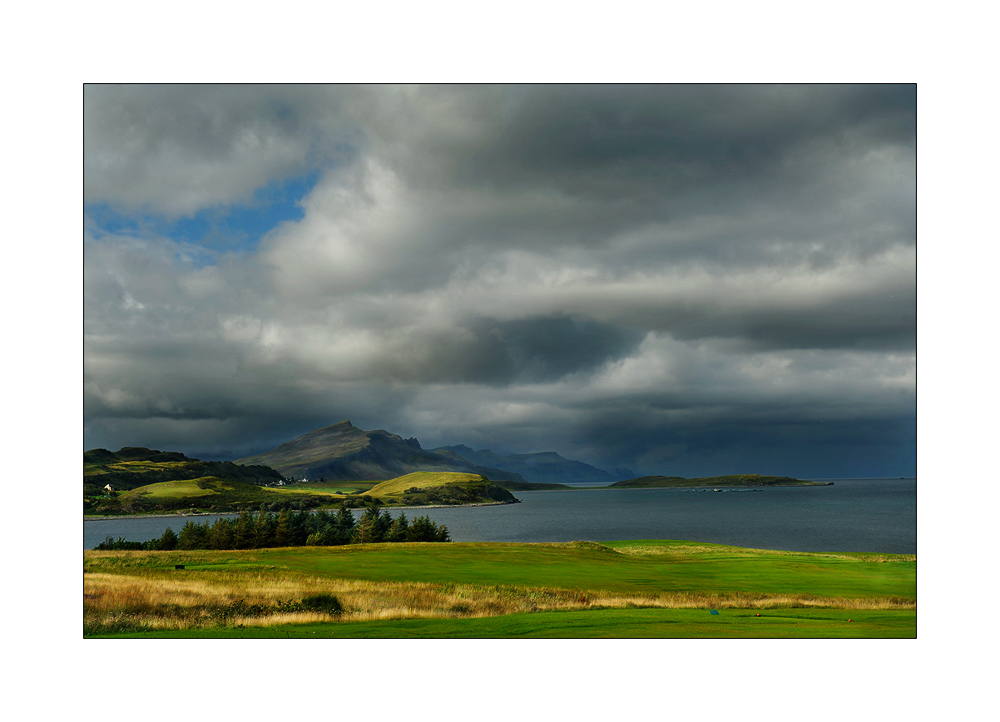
(299, 593), (343, 615)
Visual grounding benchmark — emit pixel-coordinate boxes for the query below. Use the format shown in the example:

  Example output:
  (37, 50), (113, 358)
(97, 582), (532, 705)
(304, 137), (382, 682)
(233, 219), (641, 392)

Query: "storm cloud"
(83, 84), (916, 478)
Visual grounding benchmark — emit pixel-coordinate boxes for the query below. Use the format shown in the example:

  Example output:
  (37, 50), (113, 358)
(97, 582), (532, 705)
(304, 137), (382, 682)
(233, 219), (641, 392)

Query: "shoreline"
(84, 499), (518, 522)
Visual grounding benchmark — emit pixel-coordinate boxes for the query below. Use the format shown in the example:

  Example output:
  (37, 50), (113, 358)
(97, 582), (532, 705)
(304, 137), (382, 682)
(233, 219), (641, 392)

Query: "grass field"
(118, 476), (348, 510)
(285, 480), (377, 494)
(98, 471), (509, 514)
(366, 471), (487, 496)
(84, 540), (915, 638)
(101, 607), (915, 639)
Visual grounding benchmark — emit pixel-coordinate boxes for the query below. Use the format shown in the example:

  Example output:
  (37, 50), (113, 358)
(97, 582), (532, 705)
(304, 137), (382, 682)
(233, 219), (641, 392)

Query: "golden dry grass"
(84, 558), (915, 634)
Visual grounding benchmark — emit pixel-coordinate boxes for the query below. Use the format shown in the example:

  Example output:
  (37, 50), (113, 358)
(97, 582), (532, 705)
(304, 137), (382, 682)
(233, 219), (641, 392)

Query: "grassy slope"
(104, 471), (511, 513)
(364, 471), (517, 505)
(116, 477), (348, 511)
(84, 541), (915, 638)
(123, 477), (225, 500)
(85, 448), (286, 514)
(366, 471), (486, 495)
(268, 541), (914, 600)
(285, 480), (377, 494)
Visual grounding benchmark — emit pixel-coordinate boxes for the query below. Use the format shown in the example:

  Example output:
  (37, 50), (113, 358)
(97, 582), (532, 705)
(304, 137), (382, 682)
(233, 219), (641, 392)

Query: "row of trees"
(94, 505), (450, 551)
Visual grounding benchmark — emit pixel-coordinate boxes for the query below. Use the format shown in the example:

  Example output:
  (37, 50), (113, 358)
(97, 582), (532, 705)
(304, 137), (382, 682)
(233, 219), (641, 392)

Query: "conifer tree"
(156, 526), (178, 550)
(178, 520), (209, 550)
(352, 506), (383, 544)
(210, 517), (235, 550)
(386, 512), (409, 542)
(253, 511), (275, 548)
(235, 511), (253, 549)
(275, 509), (293, 547)
(336, 504), (356, 544)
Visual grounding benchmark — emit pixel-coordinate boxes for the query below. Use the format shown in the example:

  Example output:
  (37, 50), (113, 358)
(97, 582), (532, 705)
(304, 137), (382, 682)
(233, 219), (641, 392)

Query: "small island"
(610, 474), (824, 489)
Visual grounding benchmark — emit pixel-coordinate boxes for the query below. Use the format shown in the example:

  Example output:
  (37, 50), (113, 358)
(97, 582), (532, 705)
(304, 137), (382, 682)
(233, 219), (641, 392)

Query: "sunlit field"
(84, 540), (915, 638)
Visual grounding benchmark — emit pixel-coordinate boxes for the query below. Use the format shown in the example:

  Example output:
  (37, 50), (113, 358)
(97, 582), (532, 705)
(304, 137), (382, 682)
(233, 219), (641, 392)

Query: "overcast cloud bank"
(84, 84), (915, 478)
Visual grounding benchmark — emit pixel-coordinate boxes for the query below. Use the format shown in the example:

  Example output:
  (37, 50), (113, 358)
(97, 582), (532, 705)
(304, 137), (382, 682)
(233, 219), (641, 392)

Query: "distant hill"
(431, 444), (628, 486)
(364, 472), (518, 506)
(83, 447), (286, 513)
(610, 474), (821, 488)
(234, 421), (535, 486)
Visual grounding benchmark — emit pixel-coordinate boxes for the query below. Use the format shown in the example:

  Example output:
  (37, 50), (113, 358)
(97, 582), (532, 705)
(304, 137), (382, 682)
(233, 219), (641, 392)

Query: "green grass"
(96, 607), (915, 639)
(105, 471), (508, 514)
(362, 472), (516, 506)
(366, 471), (485, 496)
(112, 477), (347, 513)
(286, 480), (377, 494)
(262, 540), (914, 600)
(123, 476), (230, 500)
(84, 540), (915, 638)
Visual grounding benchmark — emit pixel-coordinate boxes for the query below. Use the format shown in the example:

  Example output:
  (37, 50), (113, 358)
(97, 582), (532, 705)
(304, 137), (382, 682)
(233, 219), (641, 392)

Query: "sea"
(84, 477), (916, 554)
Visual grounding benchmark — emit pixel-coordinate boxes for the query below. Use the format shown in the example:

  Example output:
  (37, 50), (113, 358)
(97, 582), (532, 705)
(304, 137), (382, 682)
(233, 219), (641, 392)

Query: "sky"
(83, 84), (916, 478)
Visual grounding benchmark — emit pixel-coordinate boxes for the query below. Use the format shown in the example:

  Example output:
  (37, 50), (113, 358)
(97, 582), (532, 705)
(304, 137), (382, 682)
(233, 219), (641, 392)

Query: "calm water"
(83, 478), (916, 554)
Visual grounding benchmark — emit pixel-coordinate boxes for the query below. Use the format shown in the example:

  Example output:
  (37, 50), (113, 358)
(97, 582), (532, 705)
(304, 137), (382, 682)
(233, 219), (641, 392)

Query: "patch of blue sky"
(85, 170), (321, 265)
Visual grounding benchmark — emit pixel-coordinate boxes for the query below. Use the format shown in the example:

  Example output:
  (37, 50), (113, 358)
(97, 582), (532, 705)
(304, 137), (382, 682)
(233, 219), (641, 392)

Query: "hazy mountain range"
(431, 445), (633, 485)
(235, 420), (630, 486)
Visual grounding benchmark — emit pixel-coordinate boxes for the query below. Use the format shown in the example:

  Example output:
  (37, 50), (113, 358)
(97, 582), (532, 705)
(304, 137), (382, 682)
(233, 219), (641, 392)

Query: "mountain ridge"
(235, 421), (538, 486)
(430, 444), (632, 486)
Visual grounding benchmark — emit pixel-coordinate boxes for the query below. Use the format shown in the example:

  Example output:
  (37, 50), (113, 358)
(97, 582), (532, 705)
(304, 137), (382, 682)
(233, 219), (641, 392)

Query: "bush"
(299, 593), (343, 615)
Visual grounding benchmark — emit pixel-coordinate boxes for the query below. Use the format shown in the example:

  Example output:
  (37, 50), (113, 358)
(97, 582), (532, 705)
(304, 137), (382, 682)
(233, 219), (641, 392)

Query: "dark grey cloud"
(84, 84), (916, 477)
(401, 315), (643, 385)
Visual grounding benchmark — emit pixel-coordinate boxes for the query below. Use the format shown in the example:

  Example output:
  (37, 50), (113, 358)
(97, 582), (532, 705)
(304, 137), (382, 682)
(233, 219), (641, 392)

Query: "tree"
(275, 509), (293, 547)
(386, 512), (409, 542)
(336, 504), (356, 544)
(156, 526), (178, 550)
(406, 515), (438, 542)
(209, 517), (235, 550)
(402, 515), (451, 543)
(375, 507), (393, 539)
(235, 511), (254, 549)
(178, 520), (209, 550)
(352, 506), (384, 544)
(253, 511), (275, 548)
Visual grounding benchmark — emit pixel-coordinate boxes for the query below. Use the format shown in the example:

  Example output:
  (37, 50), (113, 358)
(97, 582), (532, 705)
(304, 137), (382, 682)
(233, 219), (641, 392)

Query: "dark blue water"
(83, 478), (916, 554)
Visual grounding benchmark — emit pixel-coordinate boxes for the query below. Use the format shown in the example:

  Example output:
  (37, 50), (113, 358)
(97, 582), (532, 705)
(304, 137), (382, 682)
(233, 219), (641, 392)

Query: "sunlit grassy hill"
(100, 476), (345, 515)
(84, 447), (286, 513)
(365, 472), (518, 506)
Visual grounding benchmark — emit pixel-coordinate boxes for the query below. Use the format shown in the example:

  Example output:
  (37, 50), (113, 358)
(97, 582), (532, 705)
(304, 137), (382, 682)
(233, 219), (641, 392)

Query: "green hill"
(610, 474), (820, 488)
(365, 472), (518, 506)
(84, 447), (286, 513)
(107, 476), (346, 514)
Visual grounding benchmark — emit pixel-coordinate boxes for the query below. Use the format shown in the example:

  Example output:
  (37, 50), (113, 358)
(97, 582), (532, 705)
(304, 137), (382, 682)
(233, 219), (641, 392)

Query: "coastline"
(84, 498), (518, 522)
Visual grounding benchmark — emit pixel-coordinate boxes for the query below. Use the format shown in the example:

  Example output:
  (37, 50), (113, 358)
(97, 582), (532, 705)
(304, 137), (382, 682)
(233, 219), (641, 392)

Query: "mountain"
(234, 421), (531, 485)
(431, 444), (631, 486)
